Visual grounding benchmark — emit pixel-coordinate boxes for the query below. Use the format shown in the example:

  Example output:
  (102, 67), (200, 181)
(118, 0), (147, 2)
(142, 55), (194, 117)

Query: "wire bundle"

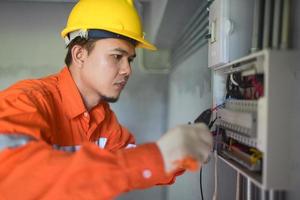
(226, 73), (264, 100)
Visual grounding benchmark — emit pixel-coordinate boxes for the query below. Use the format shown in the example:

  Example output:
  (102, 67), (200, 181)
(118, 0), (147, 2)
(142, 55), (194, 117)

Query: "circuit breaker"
(208, 0), (254, 68)
(212, 50), (298, 191)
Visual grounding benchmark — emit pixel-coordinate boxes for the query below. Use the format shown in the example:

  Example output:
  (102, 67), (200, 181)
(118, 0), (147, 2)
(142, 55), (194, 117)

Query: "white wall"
(166, 47), (212, 200)
(0, 2), (73, 89)
(167, 46), (211, 128)
(286, 1), (300, 199)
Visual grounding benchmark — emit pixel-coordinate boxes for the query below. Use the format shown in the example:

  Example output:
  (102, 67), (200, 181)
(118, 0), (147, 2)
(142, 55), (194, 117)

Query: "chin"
(101, 95), (119, 103)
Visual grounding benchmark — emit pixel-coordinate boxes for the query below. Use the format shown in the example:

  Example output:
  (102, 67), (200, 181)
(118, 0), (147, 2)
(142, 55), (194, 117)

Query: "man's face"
(80, 38), (136, 103)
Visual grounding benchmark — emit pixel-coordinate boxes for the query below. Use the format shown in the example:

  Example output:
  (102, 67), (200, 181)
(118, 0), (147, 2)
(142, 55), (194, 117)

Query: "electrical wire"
(211, 103), (225, 112)
(208, 117), (218, 129)
(230, 74), (239, 86)
(195, 105), (223, 200)
(200, 168), (204, 200)
(212, 151), (218, 200)
(199, 107), (221, 200)
(226, 73), (264, 100)
(226, 74), (243, 99)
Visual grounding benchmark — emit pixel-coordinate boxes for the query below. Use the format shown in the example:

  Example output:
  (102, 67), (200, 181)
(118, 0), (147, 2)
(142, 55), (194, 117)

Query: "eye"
(128, 58), (135, 64)
(113, 54), (123, 61)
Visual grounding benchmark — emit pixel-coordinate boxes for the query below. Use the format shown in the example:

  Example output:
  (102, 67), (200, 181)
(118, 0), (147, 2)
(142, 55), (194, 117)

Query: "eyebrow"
(112, 48), (136, 58)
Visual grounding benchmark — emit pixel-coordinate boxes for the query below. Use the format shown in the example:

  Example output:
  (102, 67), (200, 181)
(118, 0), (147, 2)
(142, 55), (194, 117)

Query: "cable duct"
(171, 1), (212, 66)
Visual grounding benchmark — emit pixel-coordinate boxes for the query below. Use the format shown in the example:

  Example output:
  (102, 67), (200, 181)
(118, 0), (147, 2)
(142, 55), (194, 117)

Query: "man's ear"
(71, 45), (88, 67)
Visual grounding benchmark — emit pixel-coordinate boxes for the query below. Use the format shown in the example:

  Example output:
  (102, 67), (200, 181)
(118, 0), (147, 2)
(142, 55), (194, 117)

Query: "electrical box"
(213, 50), (298, 190)
(208, 0), (254, 68)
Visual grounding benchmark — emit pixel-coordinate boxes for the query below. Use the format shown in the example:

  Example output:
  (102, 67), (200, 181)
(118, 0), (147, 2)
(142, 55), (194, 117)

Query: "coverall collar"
(58, 67), (88, 119)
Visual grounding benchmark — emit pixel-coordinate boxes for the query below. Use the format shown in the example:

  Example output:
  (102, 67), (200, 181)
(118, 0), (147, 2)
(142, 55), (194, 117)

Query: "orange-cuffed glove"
(156, 123), (213, 174)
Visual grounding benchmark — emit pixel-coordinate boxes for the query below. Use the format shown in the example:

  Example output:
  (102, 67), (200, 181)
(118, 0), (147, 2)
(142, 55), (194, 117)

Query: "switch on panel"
(210, 20), (217, 43)
(208, 0), (230, 68)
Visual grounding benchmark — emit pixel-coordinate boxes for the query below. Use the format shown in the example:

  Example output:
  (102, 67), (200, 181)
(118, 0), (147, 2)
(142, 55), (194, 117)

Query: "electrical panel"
(212, 50), (298, 190)
(208, 0), (254, 68)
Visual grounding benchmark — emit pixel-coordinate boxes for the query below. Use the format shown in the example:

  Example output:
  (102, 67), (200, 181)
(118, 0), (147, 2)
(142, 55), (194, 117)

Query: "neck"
(81, 93), (101, 111)
(69, 66), (101, 111)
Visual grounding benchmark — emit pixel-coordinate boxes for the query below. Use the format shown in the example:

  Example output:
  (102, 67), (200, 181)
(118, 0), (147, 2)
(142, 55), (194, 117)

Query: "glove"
(156, 123), (213, 174)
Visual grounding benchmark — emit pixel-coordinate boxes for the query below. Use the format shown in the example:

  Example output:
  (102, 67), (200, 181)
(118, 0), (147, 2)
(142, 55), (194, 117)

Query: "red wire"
(211, 103), (224, 111)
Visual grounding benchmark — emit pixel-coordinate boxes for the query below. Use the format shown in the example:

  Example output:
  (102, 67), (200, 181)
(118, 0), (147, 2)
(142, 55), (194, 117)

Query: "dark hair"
(64, 37), (97, 67)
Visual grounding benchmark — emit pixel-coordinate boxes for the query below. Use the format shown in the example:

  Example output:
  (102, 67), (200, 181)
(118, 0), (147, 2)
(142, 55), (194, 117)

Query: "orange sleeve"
(0, 141), (169, 200)
(0, 90), (52, 141)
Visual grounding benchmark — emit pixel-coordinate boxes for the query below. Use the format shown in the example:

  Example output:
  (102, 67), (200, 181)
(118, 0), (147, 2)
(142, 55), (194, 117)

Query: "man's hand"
(156, 123), (213, 173)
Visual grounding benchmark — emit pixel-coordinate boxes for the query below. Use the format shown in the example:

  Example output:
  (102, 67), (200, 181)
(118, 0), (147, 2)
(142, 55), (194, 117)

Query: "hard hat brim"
(61, 27), (157, 51)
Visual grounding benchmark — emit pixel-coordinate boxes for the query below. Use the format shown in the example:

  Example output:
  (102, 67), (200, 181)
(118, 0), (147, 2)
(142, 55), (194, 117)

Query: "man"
(0, 0), (213, 199)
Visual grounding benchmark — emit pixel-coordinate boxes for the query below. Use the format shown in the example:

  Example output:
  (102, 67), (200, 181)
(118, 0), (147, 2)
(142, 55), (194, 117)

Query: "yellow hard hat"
(61, 0), (157, 51)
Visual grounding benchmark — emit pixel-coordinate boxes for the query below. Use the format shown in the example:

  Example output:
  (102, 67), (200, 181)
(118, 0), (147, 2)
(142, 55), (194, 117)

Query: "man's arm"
(0, 89), (213, 199)
(0, 135), (167, 200)
(0, 91), (169, 199)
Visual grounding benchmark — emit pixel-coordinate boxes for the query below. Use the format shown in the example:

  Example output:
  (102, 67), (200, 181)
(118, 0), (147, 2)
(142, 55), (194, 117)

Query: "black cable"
(208, 116), (218, 129)
(193, 108), (219, 200)
(200, 168), (204, 200)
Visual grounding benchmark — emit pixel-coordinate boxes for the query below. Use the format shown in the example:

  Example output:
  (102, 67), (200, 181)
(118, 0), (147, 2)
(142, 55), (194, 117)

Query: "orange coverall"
(0, 67), (177, 200)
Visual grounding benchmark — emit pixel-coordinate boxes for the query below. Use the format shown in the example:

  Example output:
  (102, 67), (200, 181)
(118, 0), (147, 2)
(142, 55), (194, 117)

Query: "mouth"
(114, 80), (127, 90)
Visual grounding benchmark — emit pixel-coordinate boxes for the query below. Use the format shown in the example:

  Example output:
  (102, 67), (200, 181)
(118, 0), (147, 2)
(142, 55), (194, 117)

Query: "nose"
(119, 60), (132, 76)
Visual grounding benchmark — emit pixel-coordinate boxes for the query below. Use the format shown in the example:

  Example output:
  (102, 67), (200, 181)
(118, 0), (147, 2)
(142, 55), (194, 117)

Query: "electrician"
(0, 0), (213, 199)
